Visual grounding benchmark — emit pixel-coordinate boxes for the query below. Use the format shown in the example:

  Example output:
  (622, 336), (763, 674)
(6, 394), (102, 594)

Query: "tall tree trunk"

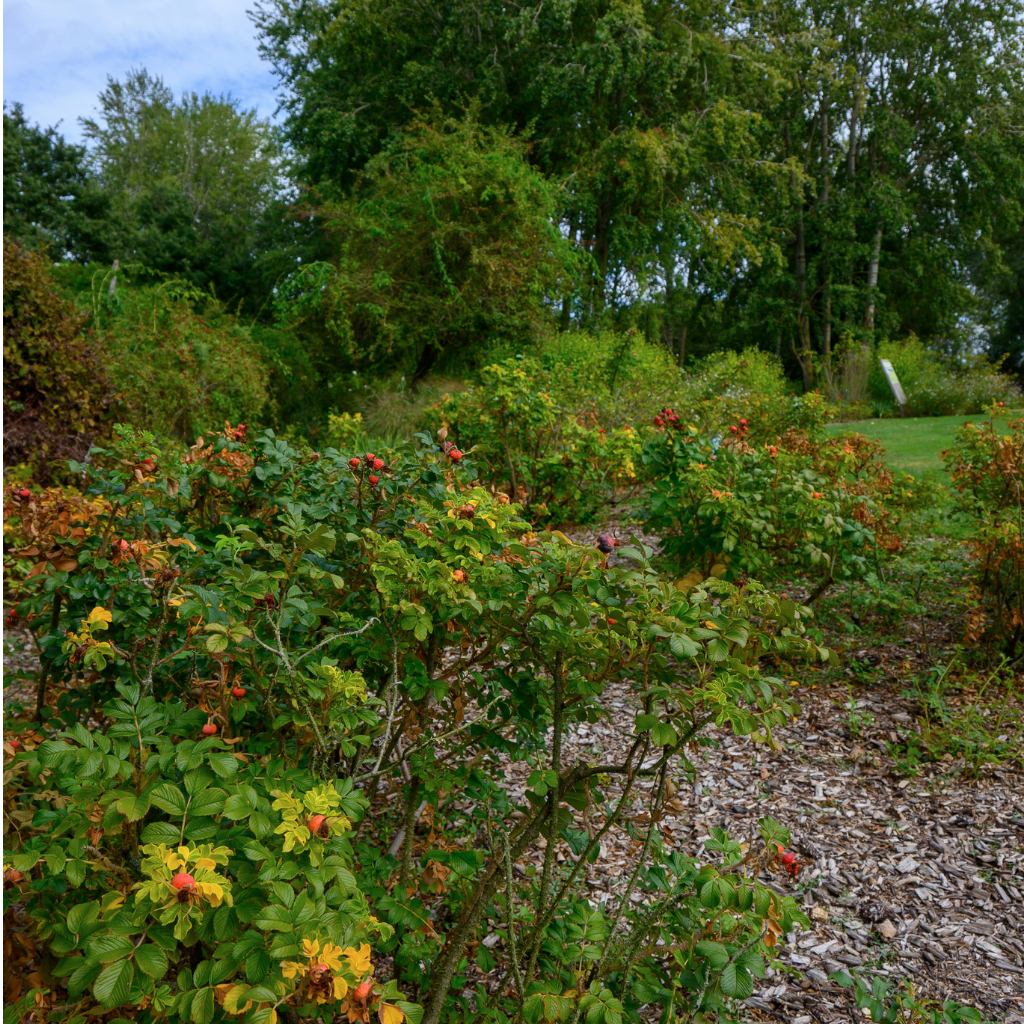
(847, 91), (860, 180)
(821, 287), (834, 397)
(862, 225), (883, 329)
(560, 215), (579, 332)
(794, 205), (814, 389)
(676, 323), (687, 366)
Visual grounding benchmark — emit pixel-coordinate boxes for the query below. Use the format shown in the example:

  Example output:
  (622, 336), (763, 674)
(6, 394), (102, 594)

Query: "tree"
(255, 0), (1024, 375)
(280, 113), (582, 375)
(80, 68), (284, 308)
(717, 0), (1024, 385)
(3, 103), (112, 262)
(252, 0), (780, 329)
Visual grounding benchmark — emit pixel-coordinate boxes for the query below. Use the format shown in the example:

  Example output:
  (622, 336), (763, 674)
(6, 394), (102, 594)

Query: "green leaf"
(134, 944), (168, 980)
(149, 783), (187, 816)
(115, 793), (151, 822)
(245, 947), (271, 984)
(223, 793), (257, 820)
(720, 963), (753, 999)
(88, 934), (135, 963)
(693, 940), (729, 969)
(651, 722), (677, 747)
(141, 822), (182, 844)
(191, 986), (215, 1024)
(254, 905), (293, 932)
(633, 714), (658, 733)
(188, 788), (226, 817)
(93, 959), (133, 1008)
(206, 751), (238, 777)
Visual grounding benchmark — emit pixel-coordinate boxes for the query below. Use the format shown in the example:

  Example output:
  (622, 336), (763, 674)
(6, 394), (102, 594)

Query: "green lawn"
(827, 410), (1022, 476)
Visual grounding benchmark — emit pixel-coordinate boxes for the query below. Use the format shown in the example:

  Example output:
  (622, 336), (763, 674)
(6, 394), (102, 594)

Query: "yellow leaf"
(302, 937), (321, 959)
(343, 943), (372, 976)
(378, 1002), (405, 1024)
(200, 881), (225, 906)
(100, 892), (126, 915)
(318, 942), (344, 971)
(222, 983), (254, 1014)
(88, 606), (113, 625)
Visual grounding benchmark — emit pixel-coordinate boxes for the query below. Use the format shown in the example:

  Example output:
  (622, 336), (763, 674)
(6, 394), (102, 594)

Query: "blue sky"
(3, 0), (281, 142)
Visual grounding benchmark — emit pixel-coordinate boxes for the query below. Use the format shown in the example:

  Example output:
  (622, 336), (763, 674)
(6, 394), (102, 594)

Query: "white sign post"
(878, 358), (907, 415)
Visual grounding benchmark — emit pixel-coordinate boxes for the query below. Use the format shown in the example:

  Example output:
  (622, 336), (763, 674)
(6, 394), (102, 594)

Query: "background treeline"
(5, 0), (1024, 460)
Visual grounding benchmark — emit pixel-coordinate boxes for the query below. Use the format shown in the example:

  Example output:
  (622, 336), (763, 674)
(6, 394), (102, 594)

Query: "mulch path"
(489, 676), (1024, 1022)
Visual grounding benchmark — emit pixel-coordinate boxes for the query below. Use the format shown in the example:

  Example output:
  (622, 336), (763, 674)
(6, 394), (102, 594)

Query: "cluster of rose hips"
(653, 407), (682, 429)
(348, 452), (389, 488)
(5, 608), (19, 627)
(653, 409), (702, 444)
(727, 418), (749, 437)
(225, 423), (248, 442)
(138, 457), (156, 474)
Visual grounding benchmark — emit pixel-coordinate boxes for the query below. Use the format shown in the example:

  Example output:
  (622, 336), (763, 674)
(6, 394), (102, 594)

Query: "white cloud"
(3, 0), (281, 141)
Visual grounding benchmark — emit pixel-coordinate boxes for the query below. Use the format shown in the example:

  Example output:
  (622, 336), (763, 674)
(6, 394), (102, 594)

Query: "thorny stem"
(521, 651), (564, 997)
(397, 775), (422, 890)
(34, 590), (63, 720)
(422, 800), (555, 1024)
(497, 829), (525, 1002)
(590, 759), (669, 987)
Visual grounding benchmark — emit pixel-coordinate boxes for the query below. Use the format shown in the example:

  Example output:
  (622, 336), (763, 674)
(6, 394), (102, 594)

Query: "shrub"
(432, 358), (643, 523)
(290, 113), (582, 377)
(869, 338), (1020, 417)
(3, 422), (830, 1024)
(90, 278), (272, 443)
(942, 410), (1024, 653)
(670, 349), (833, 447)
(2, 240), (113, 480)
(642, 418), (888, 598)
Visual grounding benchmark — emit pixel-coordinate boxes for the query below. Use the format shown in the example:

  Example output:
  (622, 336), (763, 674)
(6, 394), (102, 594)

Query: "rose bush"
(942, 409), (1024, 653)
(5, 421), (831, 1023)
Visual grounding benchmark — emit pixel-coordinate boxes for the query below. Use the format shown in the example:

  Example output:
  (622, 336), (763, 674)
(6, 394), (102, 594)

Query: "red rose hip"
(202, 722), (217, 736)
(232, 686), (246, 698)
(171, 872), (195, 890)
(348, 457), (361, 470)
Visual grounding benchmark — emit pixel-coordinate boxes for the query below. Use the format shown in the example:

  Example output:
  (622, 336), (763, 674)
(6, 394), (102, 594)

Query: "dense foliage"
(5, 0), (1024, 389)
(3, 425), (832, 1023)
(943, 410), (1024, 654)
(2, 241), (113, 479)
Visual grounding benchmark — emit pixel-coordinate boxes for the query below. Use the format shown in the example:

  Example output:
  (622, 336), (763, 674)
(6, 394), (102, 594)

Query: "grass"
(827, 410), (1022, 477)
